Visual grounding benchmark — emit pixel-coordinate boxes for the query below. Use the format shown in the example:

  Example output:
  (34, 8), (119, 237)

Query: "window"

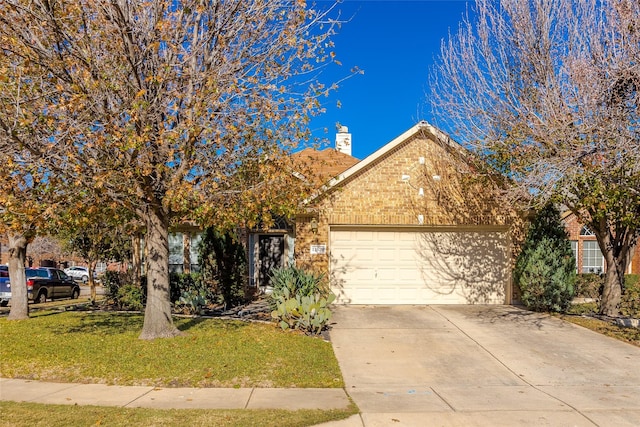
(168, 233), (184, 273)
(570, 241), (578, 271)
(580, 226), (595, 236)
(189, 233), (202, 273)
(582, 241), (604, 274)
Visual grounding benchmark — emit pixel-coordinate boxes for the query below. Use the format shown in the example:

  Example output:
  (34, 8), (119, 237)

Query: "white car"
(64, 266), (92, 283)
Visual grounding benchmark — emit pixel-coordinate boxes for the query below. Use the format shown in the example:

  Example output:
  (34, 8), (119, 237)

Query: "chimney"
(335, 125), (352, 156)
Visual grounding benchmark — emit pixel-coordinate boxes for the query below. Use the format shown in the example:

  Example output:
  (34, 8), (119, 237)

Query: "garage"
(330, 228), (511, 305)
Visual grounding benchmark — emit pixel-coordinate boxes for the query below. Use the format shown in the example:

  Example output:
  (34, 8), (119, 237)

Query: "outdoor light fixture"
(310, 217), (318, 234)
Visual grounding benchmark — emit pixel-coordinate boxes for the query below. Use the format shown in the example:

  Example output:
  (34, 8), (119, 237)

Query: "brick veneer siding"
(295, 131), (524, 300)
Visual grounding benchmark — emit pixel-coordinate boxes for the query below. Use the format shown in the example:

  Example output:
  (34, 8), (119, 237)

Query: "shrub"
(621, 275), (640, 318)
(102, 271), (146, 310)
(116, 284), (145, 311)
(574, 274), (603, 300)
(104, 271), (214, 312)
(198, 228), (248, 309)
(169, 272), (211, 303)
(170, 273), (214, 314)
(514, 204), (576, 313)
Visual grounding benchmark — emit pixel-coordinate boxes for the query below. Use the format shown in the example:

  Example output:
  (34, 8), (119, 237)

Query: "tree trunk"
(88, 261), (97, 304)
(596, 225), (634, 317)
(599, 259), (625, 317)
(7, 232), (29, 320)
(132, 233), (142, 285)
(139, 206), (182, 340)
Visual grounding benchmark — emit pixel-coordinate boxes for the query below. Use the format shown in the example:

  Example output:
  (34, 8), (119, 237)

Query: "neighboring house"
(293, 122), (523, 305)
(563, 211), (640, 275)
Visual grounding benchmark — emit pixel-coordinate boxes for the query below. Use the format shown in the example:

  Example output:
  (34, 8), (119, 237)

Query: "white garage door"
(330, 228), (510, 304)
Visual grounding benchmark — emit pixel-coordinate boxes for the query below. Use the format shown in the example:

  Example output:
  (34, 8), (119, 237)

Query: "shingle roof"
(292, 147), (360, 187)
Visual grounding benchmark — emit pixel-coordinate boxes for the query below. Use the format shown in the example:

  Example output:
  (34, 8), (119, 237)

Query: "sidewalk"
(0, 378), (352, 412)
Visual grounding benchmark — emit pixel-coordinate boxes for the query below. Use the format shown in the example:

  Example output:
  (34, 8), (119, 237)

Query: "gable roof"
(322, 121), (464, 192)
(291, 147), (360, 187)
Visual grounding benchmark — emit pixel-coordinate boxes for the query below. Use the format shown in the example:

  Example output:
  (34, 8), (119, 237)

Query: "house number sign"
(310, 244), (327, 255)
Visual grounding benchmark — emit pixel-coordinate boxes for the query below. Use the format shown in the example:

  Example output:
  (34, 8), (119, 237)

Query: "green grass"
(0, 401), (359, 427)
(0, 311), (344, 388)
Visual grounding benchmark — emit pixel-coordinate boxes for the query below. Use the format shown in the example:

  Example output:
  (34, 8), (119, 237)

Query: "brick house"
(563, 212), (640, 275)
(292, 122), (523, 304)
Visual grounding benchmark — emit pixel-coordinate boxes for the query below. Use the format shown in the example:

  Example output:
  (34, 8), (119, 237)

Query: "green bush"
(169, 272), (212, 303)
(198, 228), (248, 309)
(104, 271), (218, 312)
(515, 204), (576, 313)
(116, 284), (145, 311)
(621, 275), (640, 318)
(574, 274), (603, 299)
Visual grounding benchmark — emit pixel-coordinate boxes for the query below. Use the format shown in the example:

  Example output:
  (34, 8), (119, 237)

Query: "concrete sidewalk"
(0, 378), (351, 411)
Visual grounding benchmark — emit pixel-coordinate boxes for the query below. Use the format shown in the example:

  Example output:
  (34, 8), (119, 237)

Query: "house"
(169, 122), (526, 304)
(292, 122), (523, 305)
(563, 212), (640, 275)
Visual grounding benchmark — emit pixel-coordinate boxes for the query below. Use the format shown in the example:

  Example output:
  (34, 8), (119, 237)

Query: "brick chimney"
(335, 125), (352, 156)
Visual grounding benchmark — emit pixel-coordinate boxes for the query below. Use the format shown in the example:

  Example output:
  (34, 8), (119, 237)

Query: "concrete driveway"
(329, 305), (640, 427)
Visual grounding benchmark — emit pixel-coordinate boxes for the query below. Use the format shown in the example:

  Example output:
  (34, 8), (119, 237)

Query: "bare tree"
(1, 1), (348, 338)
(429, 0), (640, 316)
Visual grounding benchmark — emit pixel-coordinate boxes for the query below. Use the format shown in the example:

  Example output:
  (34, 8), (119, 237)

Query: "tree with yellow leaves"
(1, 0), (347, 338)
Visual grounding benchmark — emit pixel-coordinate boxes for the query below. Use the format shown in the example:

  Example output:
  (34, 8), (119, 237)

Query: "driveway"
(329, 305), (640, 427)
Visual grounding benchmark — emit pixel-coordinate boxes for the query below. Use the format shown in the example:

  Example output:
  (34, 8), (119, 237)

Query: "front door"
(258, 235), (284, 289)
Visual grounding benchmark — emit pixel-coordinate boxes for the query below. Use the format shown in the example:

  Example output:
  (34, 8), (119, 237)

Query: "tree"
(429, 0), (640, 316)
(59, 209), (134, 303)
(514, 204), (576, 312)
(0, 153), (58, 320)
(1, 1), (346, 338)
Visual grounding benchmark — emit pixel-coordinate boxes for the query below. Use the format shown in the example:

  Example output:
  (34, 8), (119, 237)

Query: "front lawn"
(0, 310), (344, 388)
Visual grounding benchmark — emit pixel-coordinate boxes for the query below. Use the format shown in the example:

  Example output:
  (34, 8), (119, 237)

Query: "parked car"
(27, 268), (81, 303)
(0, 266), (10, 307)
(1, 267), (80, 305)
(64, 266), (92, 283)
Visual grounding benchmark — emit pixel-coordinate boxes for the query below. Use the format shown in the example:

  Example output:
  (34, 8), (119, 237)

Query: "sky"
(308, 0), (471, 159)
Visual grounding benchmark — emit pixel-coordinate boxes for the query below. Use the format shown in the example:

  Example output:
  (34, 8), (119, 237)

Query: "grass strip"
(0, 401), (359, 427)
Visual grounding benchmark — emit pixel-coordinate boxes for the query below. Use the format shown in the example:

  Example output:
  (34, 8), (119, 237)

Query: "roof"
(322, 121), (464, 192)
(291, 147), (360, 187)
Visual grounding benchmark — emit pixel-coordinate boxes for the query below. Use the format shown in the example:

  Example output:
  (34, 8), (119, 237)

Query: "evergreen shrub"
(514, 204), (576, 312)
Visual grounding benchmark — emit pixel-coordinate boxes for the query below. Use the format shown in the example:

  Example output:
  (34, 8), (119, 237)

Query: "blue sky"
(309, 0), (471, 159)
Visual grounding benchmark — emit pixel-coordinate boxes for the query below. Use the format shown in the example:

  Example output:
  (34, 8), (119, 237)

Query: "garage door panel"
(330, 229), (509, 305)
